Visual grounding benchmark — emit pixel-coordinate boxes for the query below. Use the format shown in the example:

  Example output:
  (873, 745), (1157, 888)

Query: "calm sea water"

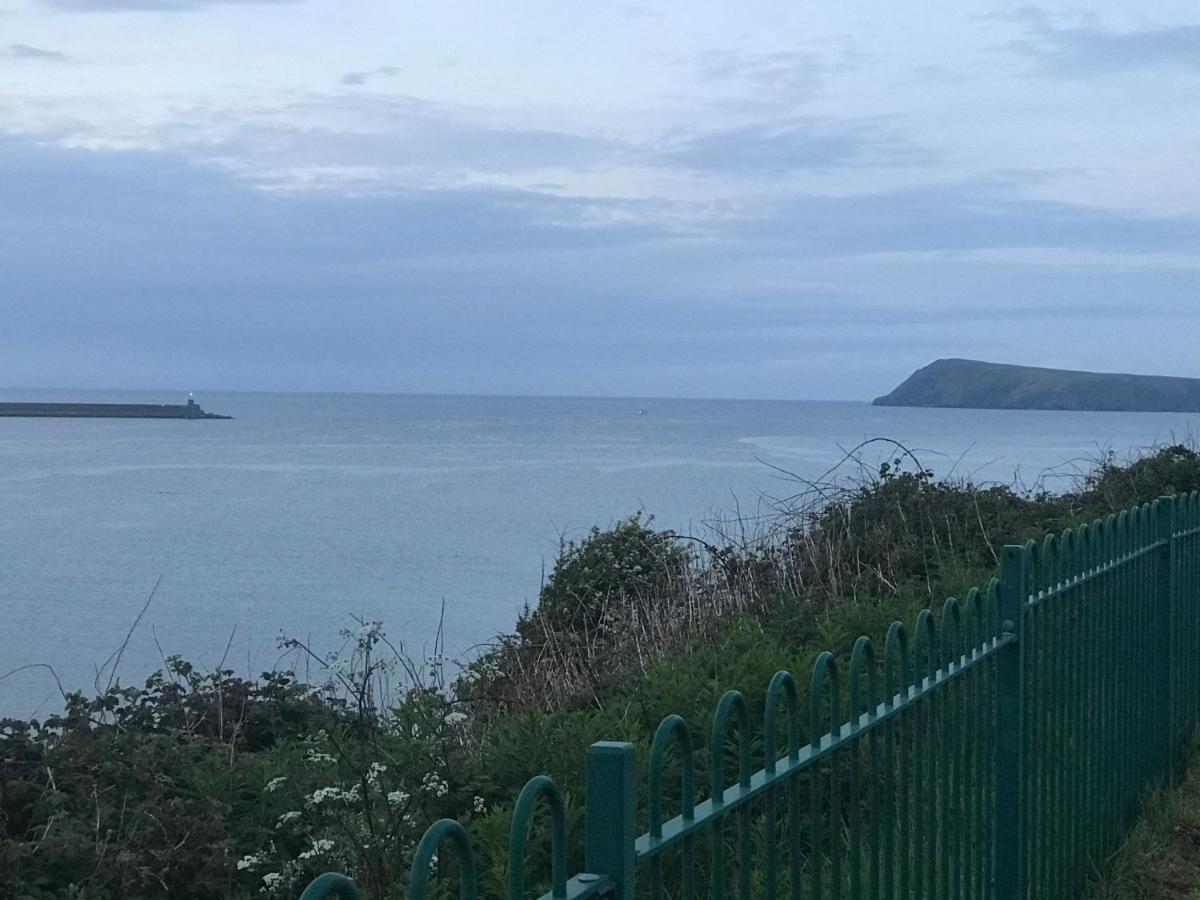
(1, 389), (1196, 715)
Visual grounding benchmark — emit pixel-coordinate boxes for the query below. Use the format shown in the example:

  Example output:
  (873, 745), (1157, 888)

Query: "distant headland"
(873, 359), (1200, 412)
(0, 398), (232, 420)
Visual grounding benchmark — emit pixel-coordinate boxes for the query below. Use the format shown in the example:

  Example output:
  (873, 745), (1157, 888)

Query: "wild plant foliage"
(2, 443), (1197, 898)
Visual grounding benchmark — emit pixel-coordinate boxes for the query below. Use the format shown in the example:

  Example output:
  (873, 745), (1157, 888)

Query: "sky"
(0, 1), (1198, 400)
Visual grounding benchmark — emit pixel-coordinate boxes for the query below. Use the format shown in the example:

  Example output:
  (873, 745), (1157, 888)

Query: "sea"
(1, 388), (1196, 716)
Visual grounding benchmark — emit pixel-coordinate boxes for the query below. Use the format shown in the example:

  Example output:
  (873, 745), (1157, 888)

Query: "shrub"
(520, 513), (692, 638)
(1080, 444), (1200, 512)
(789, 458), (1069, 602)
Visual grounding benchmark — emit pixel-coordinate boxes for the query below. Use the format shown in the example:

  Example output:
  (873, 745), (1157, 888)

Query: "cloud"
(0, 134), (659, 276)
(717, 174), (1200, 257)
(340, 67), (401, 87)
(697, 48), (828, 95)
(171, 91), (926, 198)
(43, 0), (296, 11)
(692, 39), (866, 108)
(660, 117), (933, 174)
(993, 6), (1200, 76)
(6, 43), (68, 60)
(2, 133), (1197, 400)
(148, 93), (634, 192)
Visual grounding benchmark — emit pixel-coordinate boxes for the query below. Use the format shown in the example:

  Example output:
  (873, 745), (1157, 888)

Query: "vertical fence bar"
(1159, 497), (1177, 764)
(1070, 532), (1089, 897)
(1081, 522), (1098, 875)
(914, 610), (936, 900)
(585, 742), (636, 900)
(995, 544), (1026, 900)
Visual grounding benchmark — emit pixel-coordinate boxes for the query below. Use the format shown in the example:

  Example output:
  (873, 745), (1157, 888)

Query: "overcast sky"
(1, 1), (1198, 400)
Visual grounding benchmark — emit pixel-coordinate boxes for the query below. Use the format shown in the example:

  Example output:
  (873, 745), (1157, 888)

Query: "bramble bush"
(0, 624), (482, 899)
(522, 513), (691, 637)
(1082, 443), (1200, 511)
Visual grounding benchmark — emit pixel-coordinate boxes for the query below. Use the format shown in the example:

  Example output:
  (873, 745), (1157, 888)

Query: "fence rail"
(302, 491), (1200, 900)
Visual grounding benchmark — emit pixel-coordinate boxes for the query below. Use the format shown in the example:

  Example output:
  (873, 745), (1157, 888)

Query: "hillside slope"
(874, 359), (1200, 412)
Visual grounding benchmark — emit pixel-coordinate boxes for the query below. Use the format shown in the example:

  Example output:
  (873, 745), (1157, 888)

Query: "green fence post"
(298, 873), (361, 900)
(586, 741), (636, 900)
(1159, 496), (1177, 761)
(995, 544), (1027, 900)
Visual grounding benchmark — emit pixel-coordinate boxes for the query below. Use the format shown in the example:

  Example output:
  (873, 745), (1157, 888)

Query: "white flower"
(358, 620), (383, 641)
(276, 811), (302, 827)
(366, 761), (387, 784)
(307, 787), (336, 806)
(306, 785), (359, 806)
(473, 796), (486, 814)
(421, 773), (449, 798)
(264, 776), (287, 793)
(237, 853), (265, 870)
(261, 872), (283, 889)
(386, 790), (409, 807)
(305, 749), (337, 765)
(299, 838), (336, 860)
(444, 710), (468, 727)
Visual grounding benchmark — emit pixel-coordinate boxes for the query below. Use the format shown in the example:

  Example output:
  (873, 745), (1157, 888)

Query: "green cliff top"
(874, 358), (1200, 412)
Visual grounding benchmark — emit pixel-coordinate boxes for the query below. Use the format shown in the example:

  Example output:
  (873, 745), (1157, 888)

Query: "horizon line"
(0, 384), (872, 406)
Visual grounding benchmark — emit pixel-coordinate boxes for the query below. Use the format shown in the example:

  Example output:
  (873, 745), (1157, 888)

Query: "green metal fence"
(301, 491), (1200, 900)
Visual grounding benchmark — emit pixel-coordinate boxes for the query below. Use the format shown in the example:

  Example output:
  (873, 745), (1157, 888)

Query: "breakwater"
(0, 399), (231, 419)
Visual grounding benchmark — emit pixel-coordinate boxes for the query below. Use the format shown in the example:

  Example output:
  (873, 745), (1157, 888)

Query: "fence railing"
(300, 491), (1200, 900)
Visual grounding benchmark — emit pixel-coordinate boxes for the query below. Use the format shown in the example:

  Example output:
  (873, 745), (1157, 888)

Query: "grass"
(1090, 740), (1200, 900)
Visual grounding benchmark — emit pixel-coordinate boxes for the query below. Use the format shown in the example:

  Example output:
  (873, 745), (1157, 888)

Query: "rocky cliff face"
(873, 359), (1200, 412)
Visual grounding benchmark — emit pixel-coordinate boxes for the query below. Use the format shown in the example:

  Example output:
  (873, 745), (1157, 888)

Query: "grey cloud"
(43, 0), (296, 11)
(2, 135), (1197, 399)
(341, 66), (401, 87)
(717, 175), (1200, 255)
(194, 94), (631, 182)
(660, 118), (934, 174)
(0, 135), (659, 274)
(614, 4), (664, 20)
(34, 87), (926, 199)
(697, 48), (827, 95)
(6, 43), (68, 60)
(993, 6), (1200, 76)
(694, 40), (864, 102)
(235, 94), (931, 185)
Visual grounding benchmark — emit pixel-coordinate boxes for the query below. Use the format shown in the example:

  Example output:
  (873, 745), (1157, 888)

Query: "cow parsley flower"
(421, 773), (449, 797)
(299, 838), (336, 859)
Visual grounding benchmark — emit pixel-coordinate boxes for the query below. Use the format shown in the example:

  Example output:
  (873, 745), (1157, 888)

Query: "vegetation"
(1089, 739), (1200, 899)
(3, 443), (1199, 899)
